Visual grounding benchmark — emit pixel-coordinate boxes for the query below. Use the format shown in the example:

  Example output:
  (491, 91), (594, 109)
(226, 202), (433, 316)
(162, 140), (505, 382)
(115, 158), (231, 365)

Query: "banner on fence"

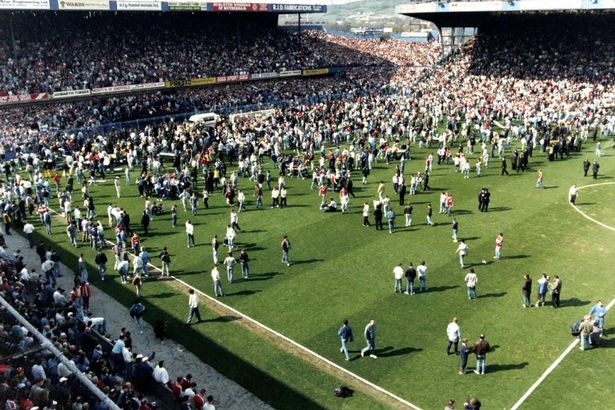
(0, 93), (48, 105)
(91, 82), (164, 94)
(302, 68), (329, 76)
(216, 74), (250, 83)
(251, 72), (279, 80)
(52, 89), (92, 99)
(278, 69), (302, 77)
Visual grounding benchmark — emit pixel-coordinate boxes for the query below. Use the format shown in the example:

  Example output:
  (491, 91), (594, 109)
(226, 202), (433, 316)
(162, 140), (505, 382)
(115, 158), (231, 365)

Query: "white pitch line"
(509, 298), (615, 410)
(44, 207), (422, 409)
(569, 182), (615, 232)
(173, 275), (423, 410)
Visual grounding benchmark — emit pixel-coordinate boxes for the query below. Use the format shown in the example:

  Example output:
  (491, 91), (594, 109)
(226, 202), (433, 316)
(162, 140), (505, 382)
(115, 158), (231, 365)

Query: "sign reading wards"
(0, 0), (49, 9)
(58, 0), (108, 9)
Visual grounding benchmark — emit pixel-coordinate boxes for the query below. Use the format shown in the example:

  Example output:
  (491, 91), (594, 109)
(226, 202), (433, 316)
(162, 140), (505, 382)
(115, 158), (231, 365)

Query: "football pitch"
(30, 139), (615, 409)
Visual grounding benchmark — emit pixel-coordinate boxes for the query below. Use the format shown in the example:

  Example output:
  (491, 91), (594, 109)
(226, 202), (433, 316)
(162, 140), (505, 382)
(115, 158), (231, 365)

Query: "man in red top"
(131, 233), (141, 255)
(171, 377), (182, 401)
(318, 184), (326, 206)
(193, 388), (207, 409)
(81, 281), (92, 311)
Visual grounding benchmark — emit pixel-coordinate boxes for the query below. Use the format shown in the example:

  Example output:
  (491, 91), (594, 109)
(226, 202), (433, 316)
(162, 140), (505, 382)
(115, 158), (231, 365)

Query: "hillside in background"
(324, 0), (434, 33)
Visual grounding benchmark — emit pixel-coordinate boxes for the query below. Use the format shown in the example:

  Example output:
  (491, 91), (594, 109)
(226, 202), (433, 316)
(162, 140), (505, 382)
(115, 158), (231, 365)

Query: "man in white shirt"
(211, 265), (224, 297)
(22, 222), (35, 248)
(455, 240), (468, 269)
(225, 225), (236, 250)
(186, 289), (202, 324)
(446, 317), (461, 355)
(417, 261), (428, 292)
(393, 263), (404, 293)
(464, 269), (478, 300)
(186, 220), (195, 248)
(153, 361), (170, 385)
(568, 184), (578, 204)
(223, 252), (236, 284)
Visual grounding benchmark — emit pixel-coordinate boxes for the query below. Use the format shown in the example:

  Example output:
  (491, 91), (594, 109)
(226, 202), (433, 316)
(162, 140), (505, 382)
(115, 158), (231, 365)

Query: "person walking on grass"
(452, 218), (459, 242)
(281, 235), (291, 267)
(494, 233), (503, 259)
(473, 334), (490, 374)
(186, 220), (195, 248)
(211, 265), (224, 297)
(446, 317), (461, 355)
(464, 269), (478, 300)
(239, 249), (250, 279)
(338, 320), (354, 361)
(223, 252), (236, 284)
(159, 247), (171, 277)
(568, 184), (578, 204)
(132, 273), (143, 297)
(455, 240), (468, 269)
(426, 204), (434, 226)
(535, 169), (544, 188)
(186, 289), (203, 324)
(360, 320), (377, 359)
(522, 273), (532, 308)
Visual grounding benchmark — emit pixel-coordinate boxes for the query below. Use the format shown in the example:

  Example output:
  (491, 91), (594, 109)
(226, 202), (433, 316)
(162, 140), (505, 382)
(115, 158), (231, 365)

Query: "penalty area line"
(510, 297), (615, 410)
(569, 182), (615, 233)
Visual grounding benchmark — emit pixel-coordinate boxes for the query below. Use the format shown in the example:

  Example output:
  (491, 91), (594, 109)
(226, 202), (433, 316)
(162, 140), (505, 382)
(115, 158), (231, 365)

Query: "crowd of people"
(0, 12), (439, 96)
(0, 10), (613, 410)
(0, 236), (221, 409)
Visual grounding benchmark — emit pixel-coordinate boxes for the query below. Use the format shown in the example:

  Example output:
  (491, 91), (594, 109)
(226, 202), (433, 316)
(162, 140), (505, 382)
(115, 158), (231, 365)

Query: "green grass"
(24, 140), (615, 409)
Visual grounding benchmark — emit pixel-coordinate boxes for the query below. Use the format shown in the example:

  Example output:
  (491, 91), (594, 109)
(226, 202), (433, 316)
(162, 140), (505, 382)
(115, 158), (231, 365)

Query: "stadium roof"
(397, 0), (615, 27)
(0, 0), (326, 13)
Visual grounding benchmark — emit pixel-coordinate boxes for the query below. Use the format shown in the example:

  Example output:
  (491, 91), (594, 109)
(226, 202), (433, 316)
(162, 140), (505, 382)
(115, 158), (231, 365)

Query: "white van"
(188, 112), (220, 126)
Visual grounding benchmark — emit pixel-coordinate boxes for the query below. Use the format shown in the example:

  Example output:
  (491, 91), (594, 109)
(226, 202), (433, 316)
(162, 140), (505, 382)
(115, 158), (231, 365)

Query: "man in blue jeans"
(361, 320), (377, 359)
(338, 320), (354, 361)
(473, 334), (490, 374)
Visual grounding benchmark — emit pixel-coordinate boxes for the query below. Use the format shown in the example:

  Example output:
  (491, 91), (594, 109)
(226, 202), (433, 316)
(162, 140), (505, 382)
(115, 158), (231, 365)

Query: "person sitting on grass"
(320, 197), (338, 212)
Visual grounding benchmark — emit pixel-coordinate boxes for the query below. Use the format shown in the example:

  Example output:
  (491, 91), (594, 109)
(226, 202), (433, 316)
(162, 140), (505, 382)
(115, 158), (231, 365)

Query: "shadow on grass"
(560, 298), (591, 307)
(378, 346), (423, 358)
(462, 236), (481, 241)
(479, 292), (507, 299)
(454, 209), (473, 215)
(504, 254), (530, 260)
(489, 206), (512, 212)
(148, 292), (177, 299)
(202, 315), (241, 323)
(544, 186), (559, 190)
(488, 362), (528, 372)
(227, 289), (261, 296)
(575, 202), (596, 206)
